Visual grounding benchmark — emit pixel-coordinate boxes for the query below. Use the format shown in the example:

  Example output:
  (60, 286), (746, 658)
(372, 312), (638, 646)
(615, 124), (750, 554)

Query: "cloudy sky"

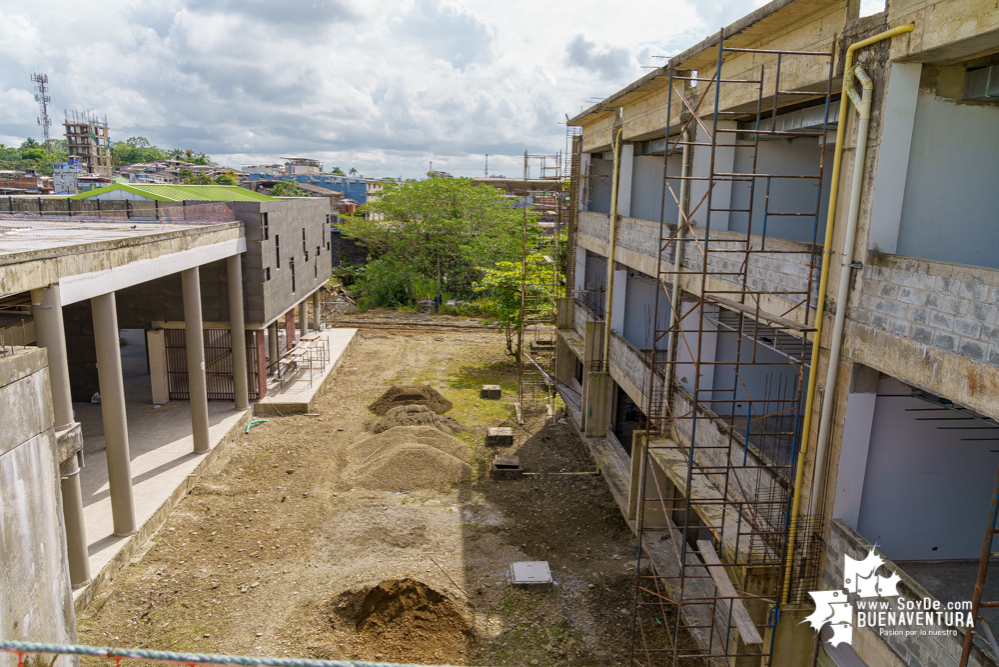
(0, 0), (875, 178)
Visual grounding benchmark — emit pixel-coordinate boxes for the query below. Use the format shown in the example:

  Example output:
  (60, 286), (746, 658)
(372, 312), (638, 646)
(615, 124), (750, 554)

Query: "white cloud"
(0, 0), (762, 176)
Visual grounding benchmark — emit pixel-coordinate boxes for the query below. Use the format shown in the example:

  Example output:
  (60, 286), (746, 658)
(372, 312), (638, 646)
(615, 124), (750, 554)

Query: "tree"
(213, 171), (238, 185)
(348, 167), (358, 177)
(111, 137), (167, 165)
(269, 180), (310, 197)
(474, 247), (561, 359)
(330, 167), (344, 175)
(337, 176), (526, 308)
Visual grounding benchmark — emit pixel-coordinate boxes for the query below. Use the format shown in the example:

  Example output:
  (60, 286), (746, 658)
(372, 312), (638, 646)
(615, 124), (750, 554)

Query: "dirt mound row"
(346, 426), (472, 490)
(371, 404), (465, 434)
(368, 385), (453, 416)
(331, 578), (470, 662)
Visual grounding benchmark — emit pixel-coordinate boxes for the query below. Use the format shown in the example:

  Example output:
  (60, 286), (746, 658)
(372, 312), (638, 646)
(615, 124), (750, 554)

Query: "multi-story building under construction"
(64, 110), (112, 177)
(555, 0), (999, 665)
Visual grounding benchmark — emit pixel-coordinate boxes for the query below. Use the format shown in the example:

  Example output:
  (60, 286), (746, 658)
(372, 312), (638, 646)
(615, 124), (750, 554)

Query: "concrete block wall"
(1, 197), (161, 216)
(232, 198), (331, 325)
(62, 301), (99, 403)
(824, 519), (993, 667)
(577, 211), (818, 307)
(330, 230), (368, 267)
(114, 258), (232, 328)
(858, 253), (999, 367)
(0, 348), (77, 665)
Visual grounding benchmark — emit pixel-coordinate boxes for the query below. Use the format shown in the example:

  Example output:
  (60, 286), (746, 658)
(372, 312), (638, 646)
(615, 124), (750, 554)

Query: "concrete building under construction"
(64, 110), (112, 178)
(556, 0), (999, 665)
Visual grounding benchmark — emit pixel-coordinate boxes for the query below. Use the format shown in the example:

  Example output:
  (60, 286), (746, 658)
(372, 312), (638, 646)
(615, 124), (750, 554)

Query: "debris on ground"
(346, 426), (473, 490)
(370, 404), (466, 434)
(368, 385), (453, 416)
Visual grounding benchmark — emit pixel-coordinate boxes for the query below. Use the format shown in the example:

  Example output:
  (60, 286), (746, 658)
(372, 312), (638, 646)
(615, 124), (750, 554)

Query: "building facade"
(559, 0), (999, 665)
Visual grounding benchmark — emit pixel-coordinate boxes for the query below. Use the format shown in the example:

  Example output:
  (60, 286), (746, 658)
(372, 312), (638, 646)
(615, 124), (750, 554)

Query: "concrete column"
(59, 454), (91, 588)
(832, 363), (879, 530)
(31, 284), (74, 430)
(91, 292), (135, 536)
(299, 300), (308, 340)
(610, 268), (627, 335)
(616, 143), (635, 218)
(147, 329), (169, 405)
(227, 256), (249, 411)
(182, 268), (210, 454)
(585, 370), (614, 438)
(312, 291), (321, 331)
(627, 430), (646, 521)
(267, 322), (279, 375)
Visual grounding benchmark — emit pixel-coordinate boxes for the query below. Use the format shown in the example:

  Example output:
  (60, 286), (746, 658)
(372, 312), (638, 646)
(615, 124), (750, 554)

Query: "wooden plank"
(696, 539), (764, 646)
(703, 293), (816, 332)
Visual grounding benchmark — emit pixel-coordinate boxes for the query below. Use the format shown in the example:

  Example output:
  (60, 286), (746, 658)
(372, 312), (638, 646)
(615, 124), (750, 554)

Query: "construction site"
(3, 0), (999, 665)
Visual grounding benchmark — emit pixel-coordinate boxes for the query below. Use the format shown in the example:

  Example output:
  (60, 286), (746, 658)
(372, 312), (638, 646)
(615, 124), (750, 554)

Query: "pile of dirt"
(330, 578), (471, 662)
(368, 385), (453, 416)
(346, 426), (473, 490)
(370, 404), (465, 434)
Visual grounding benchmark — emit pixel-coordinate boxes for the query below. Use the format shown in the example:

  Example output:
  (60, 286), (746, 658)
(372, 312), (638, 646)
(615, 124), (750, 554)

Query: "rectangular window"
(262, 212), (269, 240)
(266, 267), (271, 281)
(290, 258), (296, 293)
(275, 235), (280, 268)
(302, 227), (306, 253)
(316, 245), (321, 257)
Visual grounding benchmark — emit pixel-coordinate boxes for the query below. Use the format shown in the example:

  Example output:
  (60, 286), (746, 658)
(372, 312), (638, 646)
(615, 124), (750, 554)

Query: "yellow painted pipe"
(602, 127), (625, 372)
(781, 23), (914, 606)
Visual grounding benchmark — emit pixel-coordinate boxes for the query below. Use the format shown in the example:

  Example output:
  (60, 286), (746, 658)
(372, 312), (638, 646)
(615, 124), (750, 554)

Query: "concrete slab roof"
(0, 218), (245, 302)
(568, 0), (843, 126)
(68, 184), (277, 202)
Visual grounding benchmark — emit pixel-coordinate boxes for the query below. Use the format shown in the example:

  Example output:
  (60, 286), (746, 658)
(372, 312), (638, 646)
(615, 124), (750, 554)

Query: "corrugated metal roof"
(68, 184), (277, 202)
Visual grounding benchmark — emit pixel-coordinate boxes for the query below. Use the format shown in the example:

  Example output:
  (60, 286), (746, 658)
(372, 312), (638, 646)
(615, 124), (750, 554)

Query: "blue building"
(246, 173), (367, 205)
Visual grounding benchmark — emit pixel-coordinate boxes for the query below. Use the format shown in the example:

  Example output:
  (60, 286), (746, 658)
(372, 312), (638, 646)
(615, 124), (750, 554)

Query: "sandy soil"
(77, 320), (644, 666)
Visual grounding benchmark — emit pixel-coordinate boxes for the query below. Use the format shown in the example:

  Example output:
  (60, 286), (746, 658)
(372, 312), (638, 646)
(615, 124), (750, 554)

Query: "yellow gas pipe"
(781, 23), (914, 606)
(602, 128), (625, 372)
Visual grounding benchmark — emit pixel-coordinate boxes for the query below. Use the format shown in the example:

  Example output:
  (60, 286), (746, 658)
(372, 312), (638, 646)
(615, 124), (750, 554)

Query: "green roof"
(68, 184), (277, 202)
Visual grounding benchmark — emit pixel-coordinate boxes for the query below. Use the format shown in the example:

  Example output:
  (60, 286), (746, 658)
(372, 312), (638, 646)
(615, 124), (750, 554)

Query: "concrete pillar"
(227, 256), (249, 411)
(146, 329), (169, 405)
(556, 297), (573, 329)
(616, 143), (635, 218)
(267, 322), (279, 375)
(312, 291), (321, 331)
(610, 268), (627, 335)
(285, 308), (296, 349)
(182, 268), (210, 454)
(91, 292), (136, 536)
(832, 363), (879, 529)
(299, 300), (308, 340)
(585, 370), (614, 438)
(31, 284), (74, 430)
(627, 430), (646, 521)
(59, 454), (91, 588)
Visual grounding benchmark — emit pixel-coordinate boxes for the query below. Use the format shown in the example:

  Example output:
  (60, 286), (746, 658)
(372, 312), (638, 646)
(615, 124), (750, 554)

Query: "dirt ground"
(77, 316), (643, 666)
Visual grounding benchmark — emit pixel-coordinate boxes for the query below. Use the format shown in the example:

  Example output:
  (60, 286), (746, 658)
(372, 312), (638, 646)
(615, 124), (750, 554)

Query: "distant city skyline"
(0, 0), (879, 179)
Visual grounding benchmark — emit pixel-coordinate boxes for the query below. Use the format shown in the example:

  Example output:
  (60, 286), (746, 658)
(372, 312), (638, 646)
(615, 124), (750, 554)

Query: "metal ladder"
(960, 463), (999, 666)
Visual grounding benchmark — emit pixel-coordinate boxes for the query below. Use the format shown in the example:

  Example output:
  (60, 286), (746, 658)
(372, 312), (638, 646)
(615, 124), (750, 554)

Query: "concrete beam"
(60, 237), (246, 306)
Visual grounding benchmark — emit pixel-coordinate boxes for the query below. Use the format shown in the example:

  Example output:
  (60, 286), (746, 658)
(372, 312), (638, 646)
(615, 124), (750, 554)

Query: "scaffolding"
(631, 35), (836, 665)
(515, 150), (564, 423)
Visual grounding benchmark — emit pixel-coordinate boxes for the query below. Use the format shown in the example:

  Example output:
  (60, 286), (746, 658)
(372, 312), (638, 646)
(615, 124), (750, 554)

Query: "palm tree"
(348, 167), (357, 177)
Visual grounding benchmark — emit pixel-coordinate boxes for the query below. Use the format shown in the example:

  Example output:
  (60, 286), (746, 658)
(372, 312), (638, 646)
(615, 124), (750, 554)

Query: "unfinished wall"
(896, 64), (999, 269)
(588, 156), (613, 213)
(728, 137), (831, 244)
(0, 348), (76, 667)
(856, 377), (997, 560)
(629, 151), (682, 225)
(623, 272), (669, 350)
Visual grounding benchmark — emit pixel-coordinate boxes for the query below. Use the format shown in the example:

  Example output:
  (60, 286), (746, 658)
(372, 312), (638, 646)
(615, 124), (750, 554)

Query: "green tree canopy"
(337, 176), (528, 308)
(269, 180), (310, 197)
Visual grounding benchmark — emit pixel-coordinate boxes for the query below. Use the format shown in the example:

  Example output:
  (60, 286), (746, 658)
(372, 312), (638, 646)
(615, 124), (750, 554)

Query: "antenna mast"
(31, 73), (52, 152)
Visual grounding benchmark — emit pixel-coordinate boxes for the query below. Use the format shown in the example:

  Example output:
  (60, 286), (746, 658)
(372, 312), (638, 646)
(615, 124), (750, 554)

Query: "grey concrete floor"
(900, 560), (999, 629)
(75, 328), (247, 584)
